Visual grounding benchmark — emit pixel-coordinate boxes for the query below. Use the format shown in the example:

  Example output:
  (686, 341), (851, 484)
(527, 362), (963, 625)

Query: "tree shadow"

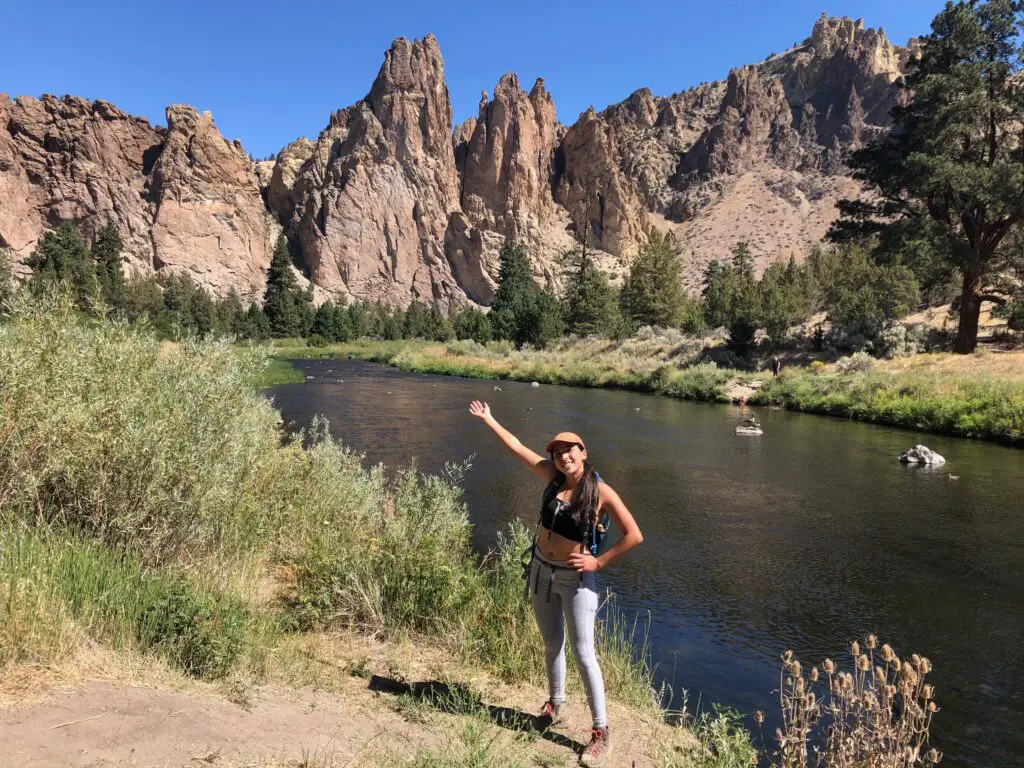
(367, 675), (585, 753)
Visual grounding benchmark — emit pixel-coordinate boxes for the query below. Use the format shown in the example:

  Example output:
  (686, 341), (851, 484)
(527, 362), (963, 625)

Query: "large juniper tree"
(830, 0), (1024, 353)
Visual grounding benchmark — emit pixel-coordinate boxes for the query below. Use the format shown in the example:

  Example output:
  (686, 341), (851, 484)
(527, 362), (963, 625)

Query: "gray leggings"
(528, 552), (608, 727)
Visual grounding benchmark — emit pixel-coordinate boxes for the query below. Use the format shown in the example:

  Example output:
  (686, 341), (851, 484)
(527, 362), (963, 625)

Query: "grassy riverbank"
(0, 301), (760, 766)
(269, 336), (1024, 446)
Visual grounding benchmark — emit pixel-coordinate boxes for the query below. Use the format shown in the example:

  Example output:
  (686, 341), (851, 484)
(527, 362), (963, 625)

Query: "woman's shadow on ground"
(367, 675), (586, 753)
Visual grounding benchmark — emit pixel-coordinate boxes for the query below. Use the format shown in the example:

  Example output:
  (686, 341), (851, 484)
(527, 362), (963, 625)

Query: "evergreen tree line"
(701, 241), (920, 353)
(7, 220), (924, 354)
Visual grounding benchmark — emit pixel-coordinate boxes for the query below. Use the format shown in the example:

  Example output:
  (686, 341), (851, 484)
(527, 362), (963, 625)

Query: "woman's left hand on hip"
(567, 552), (599, 573)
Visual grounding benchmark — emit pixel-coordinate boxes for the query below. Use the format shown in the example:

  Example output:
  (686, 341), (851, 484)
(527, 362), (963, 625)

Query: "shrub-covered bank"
(0, 298), (659, 707)
(293, 338), (1024, 446)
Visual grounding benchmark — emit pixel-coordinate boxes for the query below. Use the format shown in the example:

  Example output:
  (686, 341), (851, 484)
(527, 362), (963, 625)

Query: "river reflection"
(268, 359), (1024, 768)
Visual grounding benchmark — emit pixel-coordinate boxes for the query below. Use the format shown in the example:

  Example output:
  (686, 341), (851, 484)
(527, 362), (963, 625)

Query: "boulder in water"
(531, 381), (540, 387)
(899, 445), (946, 465)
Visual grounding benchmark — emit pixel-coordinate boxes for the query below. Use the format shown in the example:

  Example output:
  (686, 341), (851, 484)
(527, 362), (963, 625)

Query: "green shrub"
(0, 295), (280, 564)
(306, 332), (329, 347)
(0, 523), (249, 679)
(137, 576), (249, 679)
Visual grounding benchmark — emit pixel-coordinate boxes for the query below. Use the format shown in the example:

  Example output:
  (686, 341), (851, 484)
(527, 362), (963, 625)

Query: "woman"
(469, 400), (643, 767)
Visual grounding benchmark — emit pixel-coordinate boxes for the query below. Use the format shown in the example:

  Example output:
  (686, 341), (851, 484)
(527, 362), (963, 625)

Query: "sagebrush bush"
(0, 296), (280, 564)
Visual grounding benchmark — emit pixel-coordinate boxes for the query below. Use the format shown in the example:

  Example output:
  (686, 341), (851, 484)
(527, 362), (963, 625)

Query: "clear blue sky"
(2, 0), (946, 159)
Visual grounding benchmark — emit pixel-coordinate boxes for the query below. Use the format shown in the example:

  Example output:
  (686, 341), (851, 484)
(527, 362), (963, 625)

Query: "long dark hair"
(554, 460), (600, 530)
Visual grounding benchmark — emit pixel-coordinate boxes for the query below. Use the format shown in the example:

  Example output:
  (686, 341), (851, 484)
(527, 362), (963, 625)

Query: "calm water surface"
(269, 359), (1024, 768)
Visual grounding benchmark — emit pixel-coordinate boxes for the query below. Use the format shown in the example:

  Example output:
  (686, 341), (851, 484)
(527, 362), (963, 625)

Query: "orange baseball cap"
(546, 431), (586, 453)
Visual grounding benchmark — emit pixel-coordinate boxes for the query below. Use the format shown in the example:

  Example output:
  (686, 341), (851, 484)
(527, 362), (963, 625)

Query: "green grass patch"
(754, 367), (1024, 445)
(0, 523), (253, 679)
(258, 358), (305, 387)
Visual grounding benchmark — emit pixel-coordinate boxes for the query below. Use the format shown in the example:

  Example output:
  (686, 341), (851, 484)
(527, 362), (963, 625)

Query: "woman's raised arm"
(469, 400), (555, 482)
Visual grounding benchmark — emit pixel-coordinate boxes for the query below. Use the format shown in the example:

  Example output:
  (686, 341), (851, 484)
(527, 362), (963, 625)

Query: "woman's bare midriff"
(536, 525), (586, 561)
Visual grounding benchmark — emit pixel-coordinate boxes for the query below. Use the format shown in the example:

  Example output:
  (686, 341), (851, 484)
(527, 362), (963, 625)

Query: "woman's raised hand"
(468, 400), (491, 420)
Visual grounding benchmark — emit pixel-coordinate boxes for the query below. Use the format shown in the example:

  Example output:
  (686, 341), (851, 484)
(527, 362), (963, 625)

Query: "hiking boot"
(535, 700), (565, 730)
(579, 726), (611, 766)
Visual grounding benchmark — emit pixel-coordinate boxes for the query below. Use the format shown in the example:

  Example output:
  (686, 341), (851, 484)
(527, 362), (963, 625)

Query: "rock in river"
(899, 445), (946, 465)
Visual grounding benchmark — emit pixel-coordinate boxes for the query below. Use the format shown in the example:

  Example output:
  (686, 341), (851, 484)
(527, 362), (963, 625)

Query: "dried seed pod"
(851, 640), (860, 657)
(823, 659), (835, 674)
(875, 666), (886, 680)
(928, 701), (938, 713)
(795, 677), (806, 695)
(858, 654), (870, 672)
(920, 656), (933, 674)
(923, 684), (934, 699)
(881, 644), (895, 662)
(754, 710), (764, 724)
(789, 661), (802, 678)
(925, 748), (942, 763)
(783, 650), (793, 663)
(809, 667), (820, 682)
(912, 653), (922, 669)
(866, 634), (877, 650)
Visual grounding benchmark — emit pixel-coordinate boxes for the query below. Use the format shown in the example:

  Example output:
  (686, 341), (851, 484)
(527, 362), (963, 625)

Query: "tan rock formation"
(449, 74), (582, 301)
(149, 105), (271, 299)
(285, 35), (464, 307)
(0, 95), (161, 275)
(682, 66), (799, 177)
(557, 107), (649, 259)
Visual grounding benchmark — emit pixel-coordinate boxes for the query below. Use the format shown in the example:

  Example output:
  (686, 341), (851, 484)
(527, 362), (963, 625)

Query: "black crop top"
(540, 494), (586, 542)
(538, 471), (604, 543)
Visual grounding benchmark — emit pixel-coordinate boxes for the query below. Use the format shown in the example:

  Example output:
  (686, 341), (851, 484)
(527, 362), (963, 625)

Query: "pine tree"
(403, 300), (428, 338)
(830, 0), (1024, 353)
(619, 230), (686, 329)
(122, 275), (165, 325)
(425, 304), (455, 341)
(562, 250), (622, 337)
(452, 306), (493, 344)
(92, 220), (125, 312)
(263, 235), (304, 338)
(217, 288), (247, 337)
(489, 241), (536, 344)
(243, 303), (271, 340)
(520, 289), (564, 349)
(26, 222), (97, 309)
(331, 304), (352, 341)
(311, 301), (336, 339)
(346, 303), (370, 339)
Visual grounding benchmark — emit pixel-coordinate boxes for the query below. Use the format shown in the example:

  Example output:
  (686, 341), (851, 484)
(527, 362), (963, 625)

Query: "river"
(268, 358), (1024, 768)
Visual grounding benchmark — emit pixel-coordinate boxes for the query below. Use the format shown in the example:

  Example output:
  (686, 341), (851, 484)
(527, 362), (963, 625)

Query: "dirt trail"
(0, 680), (400, 767)
(0, 660), (694, 767)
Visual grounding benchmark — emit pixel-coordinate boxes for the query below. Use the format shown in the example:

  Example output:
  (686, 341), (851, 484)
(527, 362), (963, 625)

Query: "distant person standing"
(469, 400), (643, 767)
(772, 356), (782, 377)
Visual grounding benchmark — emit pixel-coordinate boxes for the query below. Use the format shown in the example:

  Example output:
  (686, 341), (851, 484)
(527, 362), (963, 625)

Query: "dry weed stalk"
(774, 636), (941, 767)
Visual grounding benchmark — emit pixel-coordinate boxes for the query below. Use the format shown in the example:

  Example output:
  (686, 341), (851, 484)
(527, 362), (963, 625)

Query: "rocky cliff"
(0, 14), (912, 305)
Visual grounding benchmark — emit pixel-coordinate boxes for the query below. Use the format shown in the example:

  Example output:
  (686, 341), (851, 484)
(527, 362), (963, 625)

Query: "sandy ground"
(0, 635), (697, 768)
